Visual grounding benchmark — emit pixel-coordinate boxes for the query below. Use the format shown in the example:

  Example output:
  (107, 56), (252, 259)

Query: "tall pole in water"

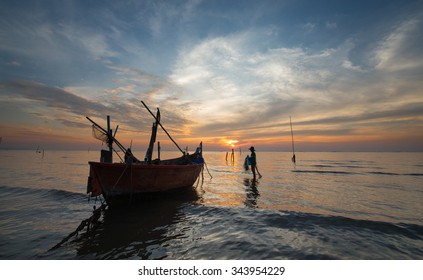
(290, 116), (296, 164)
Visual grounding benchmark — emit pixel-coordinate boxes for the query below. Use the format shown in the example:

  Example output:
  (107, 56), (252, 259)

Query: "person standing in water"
(249, 146), (262, 180)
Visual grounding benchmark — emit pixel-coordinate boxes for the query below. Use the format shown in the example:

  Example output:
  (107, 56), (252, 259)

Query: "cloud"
(342, 60), (366, 72)
(326, 21), (337, 29)
(374, 17), (423, 72)
(0, 80), (110, 117)
(9, 60), (21, 66)
(302, 22), (316, 33)
(100, 64), (196, 133)
(58, 26), (119, 60)
(0, 72), (196, 144)
(295, 102), (423, 134)
(1, 1), (422, 151)
(168, 20), (423, 144)
(0, 4), (126, 87)
(170, 33), (329, 123)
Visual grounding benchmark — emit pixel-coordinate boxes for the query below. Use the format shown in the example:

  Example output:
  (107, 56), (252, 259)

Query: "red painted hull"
(87, 161), (203, 205)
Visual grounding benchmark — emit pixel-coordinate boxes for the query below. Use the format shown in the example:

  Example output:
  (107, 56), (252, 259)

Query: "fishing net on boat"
(91, 125), (108, 143)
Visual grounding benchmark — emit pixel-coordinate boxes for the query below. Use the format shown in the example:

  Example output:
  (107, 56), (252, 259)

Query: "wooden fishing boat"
(86, 102), (204, 206)
(87, 150), (204, 206)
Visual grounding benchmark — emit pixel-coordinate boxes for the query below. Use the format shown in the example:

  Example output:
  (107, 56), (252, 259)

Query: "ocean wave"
(275, 210), (423, 240)
(311, 164), (365, 169)
(292, 170), (423, 177)
(200, 207), (422, 241)
(292, 170), (355, 175)
(367, 171), (423, 176)
(0, 185), (85, 200)
(179, 206), (423, 259)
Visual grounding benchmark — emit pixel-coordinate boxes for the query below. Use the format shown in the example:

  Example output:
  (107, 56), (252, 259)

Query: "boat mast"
(145, 108), (160, 164)
(290, 116), (296, 164)
(86, 116), (127, 153)
(107, 116), (113, 161)
(141, 101), (185, 155)
(86, 116), (127, 163)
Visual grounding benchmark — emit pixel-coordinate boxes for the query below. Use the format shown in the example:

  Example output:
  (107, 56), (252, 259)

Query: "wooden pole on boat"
(141, 101), (185, 155)
(113, 125), (119, 138)
(145, 108), (160, 164)
(290, 116), (296, 164)
(158, 141), (161, 161)
(107, 116), (112, 152)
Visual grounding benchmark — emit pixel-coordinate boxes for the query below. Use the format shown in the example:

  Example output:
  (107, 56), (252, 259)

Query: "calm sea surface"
(0, 150), (422, 259)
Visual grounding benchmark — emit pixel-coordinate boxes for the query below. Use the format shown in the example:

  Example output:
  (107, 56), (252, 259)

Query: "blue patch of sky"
(1, 0), (422, 82)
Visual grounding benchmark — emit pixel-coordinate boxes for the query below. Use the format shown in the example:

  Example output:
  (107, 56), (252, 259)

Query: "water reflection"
(225, 150), (236, 166)
(243, 178), (260, 208)
(72, 188), (200, 259)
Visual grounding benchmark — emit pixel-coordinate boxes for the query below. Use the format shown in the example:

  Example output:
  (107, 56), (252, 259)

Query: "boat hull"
(87, 161), (203, 205)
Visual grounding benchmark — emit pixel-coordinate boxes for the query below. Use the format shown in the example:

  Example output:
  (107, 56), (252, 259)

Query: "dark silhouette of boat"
(86, 102), (204, 207)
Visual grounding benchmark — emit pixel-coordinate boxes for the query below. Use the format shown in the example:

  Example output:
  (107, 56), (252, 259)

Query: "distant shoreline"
(1, 148), (422, 153)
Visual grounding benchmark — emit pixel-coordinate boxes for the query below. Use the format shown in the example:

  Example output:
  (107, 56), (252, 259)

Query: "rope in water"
(48, 203), (107, 251)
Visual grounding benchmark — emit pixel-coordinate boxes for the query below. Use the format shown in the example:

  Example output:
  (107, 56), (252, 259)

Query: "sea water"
(0, 150), (422, 259)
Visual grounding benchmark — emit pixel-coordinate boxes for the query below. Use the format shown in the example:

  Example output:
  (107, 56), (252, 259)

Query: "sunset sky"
(1, 0), (423, 152)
